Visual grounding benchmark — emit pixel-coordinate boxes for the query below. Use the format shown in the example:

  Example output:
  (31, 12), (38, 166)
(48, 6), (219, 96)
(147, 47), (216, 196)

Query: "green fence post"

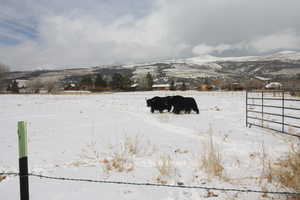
(18, 121), (29, 200)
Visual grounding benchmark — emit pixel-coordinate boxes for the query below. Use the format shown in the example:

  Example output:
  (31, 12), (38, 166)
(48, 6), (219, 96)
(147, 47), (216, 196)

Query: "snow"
(0, 91), (299, 200)
(255, 76), (272, 81)
(152, 84), (170, 88)
(262, 51), (300, 61)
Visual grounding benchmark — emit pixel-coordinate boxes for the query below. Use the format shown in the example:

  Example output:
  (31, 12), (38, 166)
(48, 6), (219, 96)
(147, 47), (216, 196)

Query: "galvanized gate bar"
(248, 97), (300, 102)
(246, 90), (300, 138)
(247, 110), (300, 120)
(247, 104), (300, 111)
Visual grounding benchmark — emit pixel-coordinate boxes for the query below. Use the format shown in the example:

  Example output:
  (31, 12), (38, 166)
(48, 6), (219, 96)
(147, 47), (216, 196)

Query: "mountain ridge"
(1, 51), (300, 90)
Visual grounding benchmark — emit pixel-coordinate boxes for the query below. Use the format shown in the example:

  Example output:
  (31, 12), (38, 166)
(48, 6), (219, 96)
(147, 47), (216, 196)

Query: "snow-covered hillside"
(124, 51), (300, 80)
(2, 51), (300, 91)
(0, 91), (299, 199)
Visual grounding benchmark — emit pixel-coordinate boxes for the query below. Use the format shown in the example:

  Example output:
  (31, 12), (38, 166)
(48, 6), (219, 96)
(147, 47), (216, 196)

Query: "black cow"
(182, 97), (199, 114)
(168, 95), (199, 114)
(146, 96), (172, 113)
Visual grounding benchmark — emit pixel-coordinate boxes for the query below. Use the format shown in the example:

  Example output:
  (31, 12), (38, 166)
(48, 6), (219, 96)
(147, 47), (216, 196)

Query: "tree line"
(69, 72), (154, 91)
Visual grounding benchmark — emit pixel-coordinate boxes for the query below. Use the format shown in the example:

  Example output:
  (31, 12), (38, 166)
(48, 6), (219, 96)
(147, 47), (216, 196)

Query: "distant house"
(7, 79), (29, 93)
(15, 80), (28, 88)
(130, 83), (138, 91)
(265, 82), (282, 90)
(152, 84), (170, 90)
(64, 82), (79, 90)
(38, 89), (49, 94)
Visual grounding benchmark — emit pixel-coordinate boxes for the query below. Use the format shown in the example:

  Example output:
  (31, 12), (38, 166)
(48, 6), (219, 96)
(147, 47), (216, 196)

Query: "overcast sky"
(1, 0), (300, 70)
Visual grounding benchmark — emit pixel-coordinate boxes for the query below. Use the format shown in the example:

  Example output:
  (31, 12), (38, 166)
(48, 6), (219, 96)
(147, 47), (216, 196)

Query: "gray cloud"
(0, 0), (300, 70)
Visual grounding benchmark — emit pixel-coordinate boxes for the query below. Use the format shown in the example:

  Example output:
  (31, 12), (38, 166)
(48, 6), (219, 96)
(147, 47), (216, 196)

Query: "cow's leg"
(151, 107), (154, 113)
(167, 105), (172, 112)
(174, 108), (181, 115)
(193, 106), (199, 114)
(185, 108), (191, 114)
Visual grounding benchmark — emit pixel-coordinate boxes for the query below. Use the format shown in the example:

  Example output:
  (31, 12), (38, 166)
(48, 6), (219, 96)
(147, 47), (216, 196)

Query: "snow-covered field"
(0, 91), (299, 200)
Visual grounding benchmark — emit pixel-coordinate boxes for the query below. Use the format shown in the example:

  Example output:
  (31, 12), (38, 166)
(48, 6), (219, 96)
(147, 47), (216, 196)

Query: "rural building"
(152, 84), (170, 90)
(195, 84), (215, 91)
(130, 83), (138, 91)
(64, 82), (79, 90)
(7, 79), (29, 93)
(265, 82), (282, 89)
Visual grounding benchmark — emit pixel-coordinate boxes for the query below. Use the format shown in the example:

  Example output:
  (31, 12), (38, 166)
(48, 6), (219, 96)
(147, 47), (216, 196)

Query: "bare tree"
(0, 62), (9, 91)
(0, 62), (9, 80)
(137, 73), (154, 91)
(27, 78), (44, 93)
(43, 77), (60, 93)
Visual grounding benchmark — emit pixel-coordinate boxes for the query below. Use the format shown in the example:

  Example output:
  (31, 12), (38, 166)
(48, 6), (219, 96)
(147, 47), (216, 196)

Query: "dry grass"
(0, 175), (6, 182)
(101, 152), (134, 173)
(101, 135), (155, 174)
(260, 143), (300, 199)
(77, 140), (101, 166)
(198, 126), (224, 180)
(123, 135), (142, 156)
(75, 135), (155, 173)
(156, 154), (173, 176)
(155, 154), (174, 184)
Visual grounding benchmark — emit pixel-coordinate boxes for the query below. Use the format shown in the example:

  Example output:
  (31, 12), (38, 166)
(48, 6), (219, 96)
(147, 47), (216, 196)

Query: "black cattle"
(182, 97), (199, 114)
(146, 96), (172, 113)
(168, 95), (199, 114)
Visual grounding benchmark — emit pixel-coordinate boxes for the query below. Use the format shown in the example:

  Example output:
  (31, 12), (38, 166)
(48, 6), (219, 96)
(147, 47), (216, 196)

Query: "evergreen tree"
(80, 76), (93, 89)
(180, 81), (187, 91)
(170, 80), (176, 91)
(95, 74), (107, 88)
(146, 72), (153, 90)
(110, 73), (123, 90)
(121, 74), (132, 91)
(110, 73), (132, 91)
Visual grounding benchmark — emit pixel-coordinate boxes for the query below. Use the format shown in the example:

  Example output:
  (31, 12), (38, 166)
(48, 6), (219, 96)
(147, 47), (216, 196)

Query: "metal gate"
(246, 90), (300, 138)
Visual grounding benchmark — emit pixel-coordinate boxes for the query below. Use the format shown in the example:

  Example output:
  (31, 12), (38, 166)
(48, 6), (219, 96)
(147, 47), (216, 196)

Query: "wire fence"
(1, 172), (300, 196)
(3, 94), (300, 199)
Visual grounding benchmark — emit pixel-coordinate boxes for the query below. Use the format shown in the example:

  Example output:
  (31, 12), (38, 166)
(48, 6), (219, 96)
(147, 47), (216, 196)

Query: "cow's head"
(146, 98), (152, 107)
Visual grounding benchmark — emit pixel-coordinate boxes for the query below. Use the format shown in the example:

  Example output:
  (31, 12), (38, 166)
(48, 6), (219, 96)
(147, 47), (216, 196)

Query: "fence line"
(1, 172), (299, 196)
(246, 90), (300, 138)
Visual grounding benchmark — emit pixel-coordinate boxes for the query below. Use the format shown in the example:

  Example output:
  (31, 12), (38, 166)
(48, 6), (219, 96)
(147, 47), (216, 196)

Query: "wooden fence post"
(18, 121), (29, 200)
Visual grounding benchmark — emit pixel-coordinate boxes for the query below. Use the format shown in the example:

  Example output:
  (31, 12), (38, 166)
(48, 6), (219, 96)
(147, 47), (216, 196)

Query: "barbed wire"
(1, 172), (299, 196)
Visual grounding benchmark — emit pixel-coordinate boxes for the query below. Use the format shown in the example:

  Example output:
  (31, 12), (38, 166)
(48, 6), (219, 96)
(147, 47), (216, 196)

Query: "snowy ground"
(0, 91), (299, 200)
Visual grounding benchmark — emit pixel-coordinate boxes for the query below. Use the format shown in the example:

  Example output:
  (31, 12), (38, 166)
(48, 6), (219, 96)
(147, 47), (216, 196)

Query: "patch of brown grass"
(272, 146), (300, 190)
(155, 154), (174, 184)
(198, 126), (224, 180)
(101, 152), (134, 173)
(261, 144), (300, 199)
(0, 175), (6, 182)
(156, 154), (173, 176)
(101, 135), (155, 174)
